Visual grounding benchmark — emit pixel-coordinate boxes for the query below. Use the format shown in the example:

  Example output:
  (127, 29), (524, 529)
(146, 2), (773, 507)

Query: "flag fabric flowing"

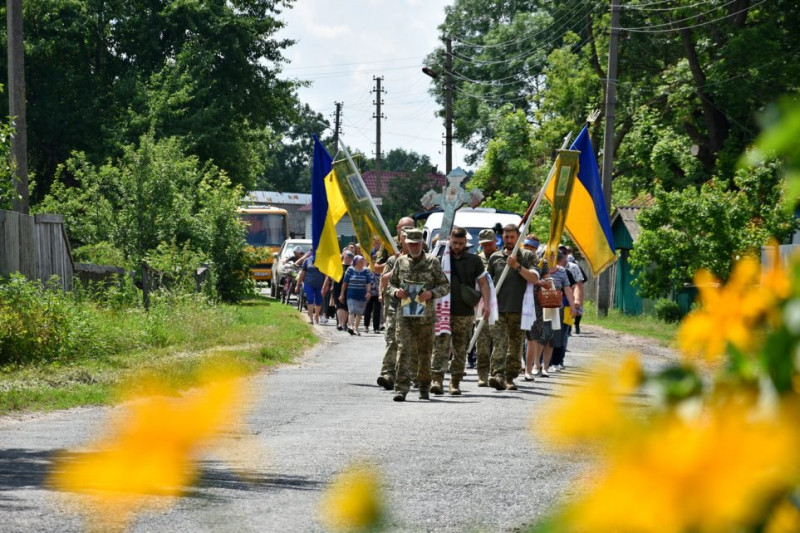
(329, 157), (397, 265)
(544, 126), (616, 275)
(311, 135), (348, 281)
(543, 149), (580, 265)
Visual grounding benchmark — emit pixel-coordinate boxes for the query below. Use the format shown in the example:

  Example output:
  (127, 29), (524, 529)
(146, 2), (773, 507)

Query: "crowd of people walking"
(290, 219), (586, 402)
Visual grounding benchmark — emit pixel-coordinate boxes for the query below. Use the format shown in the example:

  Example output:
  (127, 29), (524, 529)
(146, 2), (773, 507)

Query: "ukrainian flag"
(545, 126), (615, 275)
(311, 135), (348, 282)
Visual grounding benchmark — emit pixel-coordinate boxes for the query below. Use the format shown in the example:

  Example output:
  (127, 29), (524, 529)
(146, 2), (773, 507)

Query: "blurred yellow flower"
(765, 499), (800, 533)
(538, 358), (641, 449)
(761, 244), (792, 303)
(320, 462), (383, 532)
(50, 362), (249, 530)
(564, 404), (800, 533)
(679, 258), (770, 360)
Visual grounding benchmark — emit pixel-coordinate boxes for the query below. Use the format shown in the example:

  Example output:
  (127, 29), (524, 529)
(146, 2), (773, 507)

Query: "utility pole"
(331, 101), (343, 154)
(444, 38), (453, 174)
(7, 0), (28, 214)
(372, 76), (385, 198)
(598, 0), (621, 316)
(423, 37), (453, 174)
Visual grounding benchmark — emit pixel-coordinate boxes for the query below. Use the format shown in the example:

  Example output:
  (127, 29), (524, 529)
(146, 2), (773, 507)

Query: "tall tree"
(0, 0), (301, 197)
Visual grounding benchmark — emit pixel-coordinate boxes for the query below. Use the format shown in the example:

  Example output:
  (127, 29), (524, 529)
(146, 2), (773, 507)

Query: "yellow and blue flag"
(311, 135), (348, 281)
(545, 126), (615, 275)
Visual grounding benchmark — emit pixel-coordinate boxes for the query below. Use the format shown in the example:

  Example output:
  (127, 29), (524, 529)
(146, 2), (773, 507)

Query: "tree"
(257, 103), (331, 193)
(38, 134), (252, 302)
(427, 0), (800, 196)
(629, 161), (797, 299)
(0, 0), (301, 197)
(380, 164), (440, 228)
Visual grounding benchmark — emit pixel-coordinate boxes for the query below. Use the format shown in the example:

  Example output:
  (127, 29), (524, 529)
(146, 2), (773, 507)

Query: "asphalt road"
(0, 317), (676, 532)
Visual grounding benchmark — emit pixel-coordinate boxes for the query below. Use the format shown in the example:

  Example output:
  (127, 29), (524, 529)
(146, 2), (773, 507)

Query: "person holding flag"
(486, 224), (540, 391)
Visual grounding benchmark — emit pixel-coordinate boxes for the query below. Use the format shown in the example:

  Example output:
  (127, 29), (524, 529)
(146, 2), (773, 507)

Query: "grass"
(581, 301), (680, 346)
(0, 296), (317, 414)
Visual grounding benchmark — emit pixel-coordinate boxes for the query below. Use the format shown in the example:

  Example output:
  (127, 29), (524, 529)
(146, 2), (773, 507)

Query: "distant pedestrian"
(340, 255), (372, 336)
(296, 253), (325, 324)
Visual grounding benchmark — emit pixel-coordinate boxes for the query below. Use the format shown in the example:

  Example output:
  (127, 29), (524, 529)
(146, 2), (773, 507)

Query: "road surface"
(0, 317), (675, 532)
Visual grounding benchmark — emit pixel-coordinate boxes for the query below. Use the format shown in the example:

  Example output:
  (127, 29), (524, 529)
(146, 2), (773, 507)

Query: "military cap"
(478, 229), (496, 243)
(404, 228), (424, 243)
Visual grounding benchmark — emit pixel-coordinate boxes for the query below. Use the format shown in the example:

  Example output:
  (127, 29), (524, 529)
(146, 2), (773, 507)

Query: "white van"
(421, 207), (522, 250)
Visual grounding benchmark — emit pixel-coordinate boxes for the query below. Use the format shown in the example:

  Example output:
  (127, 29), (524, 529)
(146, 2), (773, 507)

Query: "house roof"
(360, 170), (446, 197)
(298, 170), (448, 212)
(243, 191), (312, 206)
(610, 194), (655, 244)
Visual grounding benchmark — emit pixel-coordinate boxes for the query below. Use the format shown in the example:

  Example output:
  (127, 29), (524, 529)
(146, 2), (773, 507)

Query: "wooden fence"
(0, 209), (74, 290)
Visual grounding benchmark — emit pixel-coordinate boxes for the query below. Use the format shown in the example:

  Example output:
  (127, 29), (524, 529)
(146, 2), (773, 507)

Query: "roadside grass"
(581, 301), (680, 346)
(0, 297), (316, 414)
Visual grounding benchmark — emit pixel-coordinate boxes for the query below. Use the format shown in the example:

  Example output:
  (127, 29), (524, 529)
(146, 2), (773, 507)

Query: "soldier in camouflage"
(486, 224), (540, 391)
(387, 228), (450, 402)
(375, 219), (415, 390)
(431, 226), (490, 395)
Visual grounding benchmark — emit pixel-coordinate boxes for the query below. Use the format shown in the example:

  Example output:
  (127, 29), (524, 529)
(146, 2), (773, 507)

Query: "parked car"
(270, 238), (312, 300)
(422, 207), (522, 250)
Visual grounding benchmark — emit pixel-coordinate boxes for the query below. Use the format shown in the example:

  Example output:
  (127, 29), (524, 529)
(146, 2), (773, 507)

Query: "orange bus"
(239, 206), (289, 284)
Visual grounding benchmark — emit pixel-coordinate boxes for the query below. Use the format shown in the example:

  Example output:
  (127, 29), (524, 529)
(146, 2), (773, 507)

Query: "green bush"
(37, 134), (253, 303)
(0, 274), (89, 365)
(654, 298), (683, 323)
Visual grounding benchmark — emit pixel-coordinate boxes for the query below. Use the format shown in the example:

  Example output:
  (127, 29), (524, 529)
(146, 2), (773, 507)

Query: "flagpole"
(338, 139), (399, 255)
(467, 131), (572, 354)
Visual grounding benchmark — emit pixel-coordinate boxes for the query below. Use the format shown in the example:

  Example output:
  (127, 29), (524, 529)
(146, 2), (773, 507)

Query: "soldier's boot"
(488, 375), (506, 391)
(448, 377), (462, 396)
(419, 389), (430, 400)
(505, 379), (518, 391)
(477, 373), (489, 387)
(377, 375), (394, 390)
(430, 374), (444, 395)
(393, 391), (407, 402)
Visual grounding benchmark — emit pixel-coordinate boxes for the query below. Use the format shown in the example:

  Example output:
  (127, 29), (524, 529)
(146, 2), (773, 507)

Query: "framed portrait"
(401, 281), (426, 317)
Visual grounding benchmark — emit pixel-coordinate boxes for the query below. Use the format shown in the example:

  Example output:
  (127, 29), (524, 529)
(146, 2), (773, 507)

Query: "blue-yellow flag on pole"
(311, 135), (348, 281)
(544, 126), (615, 275)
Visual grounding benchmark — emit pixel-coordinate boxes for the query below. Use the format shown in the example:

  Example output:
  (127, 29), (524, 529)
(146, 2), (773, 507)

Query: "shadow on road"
(191, 460), (323, 496)
(0, 448), (58, 492)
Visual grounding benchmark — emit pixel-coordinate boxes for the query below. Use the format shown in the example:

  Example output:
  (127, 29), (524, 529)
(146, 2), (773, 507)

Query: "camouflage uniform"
(487, 247), (537, 384)
(378, 254), (400, 381)
(431, 249), (485, 392)
(432, 315), (475, 379)
(388, 233), (450, 397)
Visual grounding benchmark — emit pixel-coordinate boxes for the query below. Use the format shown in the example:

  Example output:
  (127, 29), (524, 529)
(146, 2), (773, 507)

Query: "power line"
(282, 55), (424, 70)
(622, 0), (719, 12)
(451, 0), (598, 50)
(615, 0), (767, 33)
(451, 1), (603, 67)
(619, 0), (738, 31)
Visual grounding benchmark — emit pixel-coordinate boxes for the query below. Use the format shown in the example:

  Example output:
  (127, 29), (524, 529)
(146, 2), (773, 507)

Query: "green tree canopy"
(1, 0), (301, 197)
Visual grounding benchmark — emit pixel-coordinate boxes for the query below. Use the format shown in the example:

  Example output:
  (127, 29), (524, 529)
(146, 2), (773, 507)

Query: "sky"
(275, 0), (470, 173)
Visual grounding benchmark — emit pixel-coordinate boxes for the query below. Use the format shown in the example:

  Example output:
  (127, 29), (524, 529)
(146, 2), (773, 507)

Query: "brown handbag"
(537, 281), (562, 308)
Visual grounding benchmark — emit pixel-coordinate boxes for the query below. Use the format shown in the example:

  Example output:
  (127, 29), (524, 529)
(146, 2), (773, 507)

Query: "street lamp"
(422, 38), (452, 174)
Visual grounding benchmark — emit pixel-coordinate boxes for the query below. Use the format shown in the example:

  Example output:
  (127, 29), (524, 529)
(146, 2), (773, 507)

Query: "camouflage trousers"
(431, 315), (475, 380)
(475, 320), (498, 378)
(379, 305), (400, 378)
(395, 317), (434, 394)
(490, 312), (523, 381)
